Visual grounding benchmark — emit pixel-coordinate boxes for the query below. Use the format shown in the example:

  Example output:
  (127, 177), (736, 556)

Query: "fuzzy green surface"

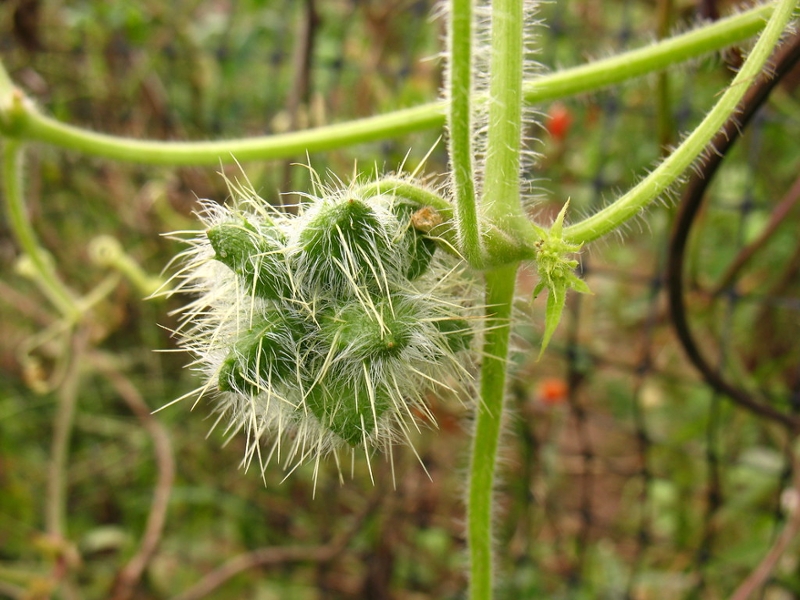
(305, 372), (393, 447)
(217, 309), (303, 395)
(298, 197), (389, 292)
(207, 220), (289, 300)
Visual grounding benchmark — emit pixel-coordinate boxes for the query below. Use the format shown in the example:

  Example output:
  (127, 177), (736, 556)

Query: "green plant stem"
(481, 0), (524, 226)
(473, 0), (540, 265)
(563, 0), (795, 244)
(655, 0), (674, 153)
(46, 329), (86, 538)
(531, 2), (774, 103)
(449, 0), (482, 266)
(0, 4), (773, 165)
(89, 235), (165, 296)
(19, 103), (443, 165)
(478, 0), (536, 269)
(357, 177), (452, 214)
(468, 4), (523, 597)
(468, 264), (517, 600)
(2, 140), (80, 319)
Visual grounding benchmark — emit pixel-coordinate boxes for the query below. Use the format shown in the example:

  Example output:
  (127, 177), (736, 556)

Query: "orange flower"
(536, 377), (568, 406)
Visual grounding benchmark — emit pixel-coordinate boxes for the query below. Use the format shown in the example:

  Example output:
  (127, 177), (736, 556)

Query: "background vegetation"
(1, 0), (799, 598)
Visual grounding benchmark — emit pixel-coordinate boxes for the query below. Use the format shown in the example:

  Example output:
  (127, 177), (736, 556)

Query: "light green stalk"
(449, 0), (482, 266)
(527, 3), (774, 103)
(467, 0), (524, 598)
(480, 0), (524, 223)
(468, 264), (517, 600)
(2, 140), (79, 320)
(0, 4), (774, 165)
(563, 0), (795, 243)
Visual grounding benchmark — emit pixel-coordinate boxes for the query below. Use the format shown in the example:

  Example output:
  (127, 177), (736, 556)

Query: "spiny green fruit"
(207, 219), (289, 300)
(304, 371), (392, 447)
(320, 294), (417, 361)
(169, 176), (476, 477)
(298, 197), (392, 292)
(217, 309), (302, 395)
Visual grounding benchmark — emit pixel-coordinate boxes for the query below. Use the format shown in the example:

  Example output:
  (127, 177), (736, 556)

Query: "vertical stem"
(467, 2), (524, 594)
(449, 0), (482, 265)
(468, 263), (517, 600)
(46, 329), (86, 538)
(655, 0), (674, 153)
(481, 0), (524, 223)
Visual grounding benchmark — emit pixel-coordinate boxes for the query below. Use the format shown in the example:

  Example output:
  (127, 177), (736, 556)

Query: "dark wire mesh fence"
(1, 0), (799, 599)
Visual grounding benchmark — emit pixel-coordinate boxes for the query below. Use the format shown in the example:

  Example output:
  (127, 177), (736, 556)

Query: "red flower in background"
(536, 377), (568, 406)
(545, 102), (572, 142)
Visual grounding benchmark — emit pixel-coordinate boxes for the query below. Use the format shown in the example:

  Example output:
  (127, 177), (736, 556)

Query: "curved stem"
(563, 0), (794, 243)
(18, 103), (444, 165)
(356, 177), (452, 213)
(468, 264), (518, 600)
(666, 27), (800, 431)
(0, 4), (773, 165)
(2, 140), (79, 319)
(528, 3), (773, 105)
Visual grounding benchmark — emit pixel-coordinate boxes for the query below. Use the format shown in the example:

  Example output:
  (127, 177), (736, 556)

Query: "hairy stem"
(356, 177), (452, 214)
(468, 264), (518, 600)
(2, 140), (79, 319)
(449, 0), (482, 266)
(481, 0), (524, 228)
(564, 0), (795, 243)
(477, 0), (539, 266)
(0, 4), (773, 165)
(468, 4), (523, 595)
(529, 3), (774, 103)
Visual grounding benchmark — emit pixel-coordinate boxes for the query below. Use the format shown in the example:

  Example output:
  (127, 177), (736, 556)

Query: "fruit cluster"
(171, 179), (474, 471)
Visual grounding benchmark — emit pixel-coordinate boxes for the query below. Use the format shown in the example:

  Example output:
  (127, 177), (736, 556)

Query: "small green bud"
(218, 309), (303, 395)
(320, 294), (417, 361)
(305, 373), (392, 446)
(533, 201), (592, 358)
(298, 198), (390, 292)
(207, 220), (289, 300)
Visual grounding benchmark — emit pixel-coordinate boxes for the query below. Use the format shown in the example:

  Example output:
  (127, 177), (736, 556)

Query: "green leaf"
(550, 200), (570, 237)
(568, 274), (592, 295)
(533, 200), (594, 359)
(538, 283), (567, 360)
